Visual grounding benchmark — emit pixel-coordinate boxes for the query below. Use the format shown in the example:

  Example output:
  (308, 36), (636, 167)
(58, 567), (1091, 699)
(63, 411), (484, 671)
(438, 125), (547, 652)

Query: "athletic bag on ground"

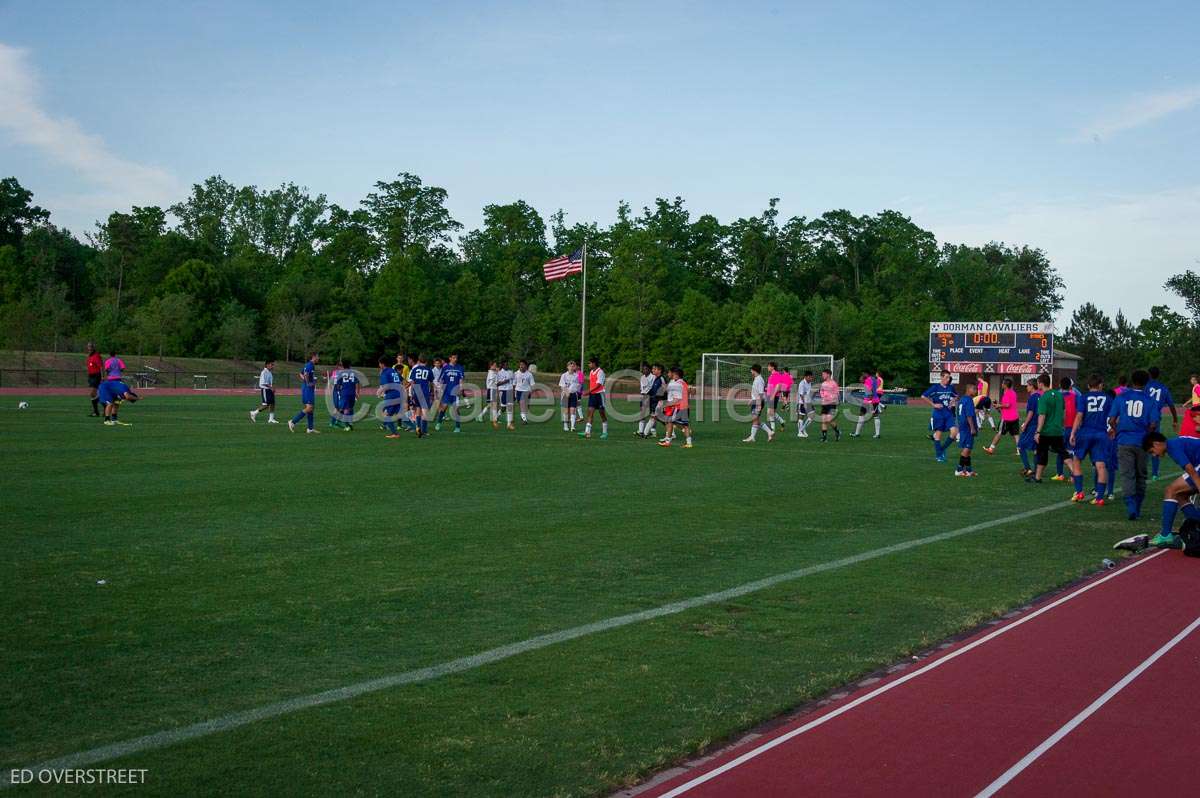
(1180, 518), (1200, 558)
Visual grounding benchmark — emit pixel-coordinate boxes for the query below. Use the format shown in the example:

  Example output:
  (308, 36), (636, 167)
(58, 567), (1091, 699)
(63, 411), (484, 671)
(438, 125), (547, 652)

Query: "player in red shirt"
(85, 342), (103, 417)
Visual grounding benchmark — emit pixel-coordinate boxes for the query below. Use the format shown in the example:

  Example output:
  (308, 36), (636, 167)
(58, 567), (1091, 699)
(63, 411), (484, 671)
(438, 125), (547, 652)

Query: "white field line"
(974, 611), (1200, 798)
(0, 494), (1139, 786)
(655, 550), (1169, 798)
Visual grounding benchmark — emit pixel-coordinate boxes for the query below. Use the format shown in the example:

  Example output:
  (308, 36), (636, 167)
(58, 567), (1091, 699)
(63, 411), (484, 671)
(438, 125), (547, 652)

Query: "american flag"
(542, 248), (584, 281)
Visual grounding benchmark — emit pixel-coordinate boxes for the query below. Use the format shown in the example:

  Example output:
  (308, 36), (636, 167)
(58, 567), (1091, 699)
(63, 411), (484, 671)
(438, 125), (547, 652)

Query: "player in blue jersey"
(98, 378), (139, 425)
(922, 371), (958, 463)
(1015, 378), (1042, 477)
(407, 354), (434, 438)
(1107, 369), (1159, 520)
(1145, 366), (1179, 480)
(336, 362), (359, 431)
(1144, 431), (1200, 549)
(289, 353), (320, 434)
(954, 381), (978, 477)
(328, 360), (344, 428)
(434, 352), (466, 432)
(377, 355), (404, 438)
(1068, 374), (1112, 506)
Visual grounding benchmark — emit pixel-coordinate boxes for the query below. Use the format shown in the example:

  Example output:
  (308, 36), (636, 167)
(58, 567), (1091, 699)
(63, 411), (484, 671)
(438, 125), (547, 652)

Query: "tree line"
(0, 172), (1190, 392)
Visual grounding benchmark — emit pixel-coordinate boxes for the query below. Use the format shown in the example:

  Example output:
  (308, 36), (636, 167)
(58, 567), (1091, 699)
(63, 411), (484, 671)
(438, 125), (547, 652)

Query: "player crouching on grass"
(744, 363), (774, 442)
(250, 359), (278, 423)
(1144, 431), (1199, 549)
(657, 367), (693, 448)
(98, 378), (139, 426)
(954, 380), (978, 476)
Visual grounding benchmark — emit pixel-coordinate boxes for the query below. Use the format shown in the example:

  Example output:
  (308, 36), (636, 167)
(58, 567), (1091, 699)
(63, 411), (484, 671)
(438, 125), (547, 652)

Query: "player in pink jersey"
(764, 362), (786, 437)
(984, 377), (1021, 454)
(852, 369), (883, 439)
(818, 368), (841, 442)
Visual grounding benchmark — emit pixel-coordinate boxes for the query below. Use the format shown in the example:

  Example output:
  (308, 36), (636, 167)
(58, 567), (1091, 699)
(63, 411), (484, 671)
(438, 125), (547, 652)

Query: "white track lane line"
(974, 611), (1200, 798)
(656, 550), (1169, 798)
(0, 504), (1155, 787)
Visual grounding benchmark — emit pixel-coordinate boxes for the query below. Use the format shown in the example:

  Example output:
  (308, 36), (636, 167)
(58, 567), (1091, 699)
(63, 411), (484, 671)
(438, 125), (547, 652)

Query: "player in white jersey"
(795, 371), (815, 437)
(249, 360), (278, 423)
(431, 358), (444, 404)
(559, 361), (581, 431)
(743, 363), (774, 442)
(513, 360), (535, 424)
(656, 367), (694, 448)
(637, 362), (655, 438)
(495, 360), (515, 430)
(483, 361), (499, 424)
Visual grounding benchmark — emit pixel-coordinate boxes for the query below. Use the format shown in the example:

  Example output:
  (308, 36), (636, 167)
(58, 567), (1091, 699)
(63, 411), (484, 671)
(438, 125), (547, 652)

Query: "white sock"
(855, 418), (865, 435)
(601, 421), (608, 434)
(268, 413), (276, 421)
(750, 424), (758, 440)
(874, 417), (880, 435)
(507, 410), (513, 424)
(521, 413), (528, 422)
(585, 422), (592, 435)
(686, 434), (692, 444)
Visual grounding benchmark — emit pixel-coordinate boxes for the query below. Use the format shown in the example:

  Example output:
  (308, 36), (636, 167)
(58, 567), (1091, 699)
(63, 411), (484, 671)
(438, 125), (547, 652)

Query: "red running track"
(638, 550), (1200, 797)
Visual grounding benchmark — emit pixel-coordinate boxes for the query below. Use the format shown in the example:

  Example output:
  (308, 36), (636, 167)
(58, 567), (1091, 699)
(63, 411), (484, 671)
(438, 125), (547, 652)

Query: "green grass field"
(1, 394), (1146, 796)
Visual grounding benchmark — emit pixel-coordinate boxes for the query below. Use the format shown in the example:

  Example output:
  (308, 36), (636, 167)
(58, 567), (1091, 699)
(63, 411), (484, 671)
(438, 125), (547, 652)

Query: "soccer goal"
(698, 353), (843, 421)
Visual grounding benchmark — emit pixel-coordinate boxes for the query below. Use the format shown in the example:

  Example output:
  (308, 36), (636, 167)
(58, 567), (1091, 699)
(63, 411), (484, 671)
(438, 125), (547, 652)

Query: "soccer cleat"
(657, 440), (671, 447)
(249, 411), (258, 423)
(683, 442), (693, 448)
(1051, 474), (1068, 482)
(600, 432), (608, 439)
(984, 446), (995, 455)
(492, 421), (499, 430)
(453, 427), (462, 433)
(1025, 477), (1042, 484)
(964, 471), (978, 478)
(343, 424), (352, 432)
(742, 436), (755, 443)
(834, 428), (842, 441)
(1149, 533), (1183, 549)
(936, 455), (946, 463)
(267, 419), (279, 424)
(288, 420), (296, 432)
(415, 427), (423, 438)
(385, 433), (402, 439)
(873, 434), (880, 439)
(434, 423), (441, 432)
(1090, 498), (1105, 506)
(1071, 492), (1086, 503)
(507, 423), (515, 430)
(850, 432), (860, 438)
(1113, 534), (1149, 552)
(103, 420), (116, 426)
(306, 428), (320, 434)
(1150, 474), (1161, 482)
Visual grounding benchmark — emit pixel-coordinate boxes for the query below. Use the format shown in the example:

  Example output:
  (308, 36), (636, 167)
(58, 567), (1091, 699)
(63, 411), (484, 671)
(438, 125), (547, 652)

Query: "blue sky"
(2, 0), (1198, 323)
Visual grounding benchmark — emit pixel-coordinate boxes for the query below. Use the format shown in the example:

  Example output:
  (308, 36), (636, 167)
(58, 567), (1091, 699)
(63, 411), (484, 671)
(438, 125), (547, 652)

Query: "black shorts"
(1001, 419), (1020, 436)
(88, 374), (102, 389)
(751, 399), (765, 416)
(564, 393), (578, 408)
(859, 402), (881, 417)
(772, 395), (782, 410)
(587, 393), (605, 410)
(1036, 434), (1066, 465)
(821, 404), (836, 416)
(260, 387), (275, 405)
(977, 396), (993, 410)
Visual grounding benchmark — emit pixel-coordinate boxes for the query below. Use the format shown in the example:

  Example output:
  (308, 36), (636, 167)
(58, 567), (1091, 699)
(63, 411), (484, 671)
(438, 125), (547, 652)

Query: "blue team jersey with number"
(957, 395), (976, 432)
(1145, 380), (1174, 412)
(1108, 388), (1159, 445)
(338, 370), (358, 400)
(409, 364), (433, 397)
(380, 366), (402, 396)
(439, 364), (465, 393)
(301, 361), (316, 386)
(1166, 436), (1200, 470)
(923, 384), (957, 417)
(1078, 391), (1111, 433)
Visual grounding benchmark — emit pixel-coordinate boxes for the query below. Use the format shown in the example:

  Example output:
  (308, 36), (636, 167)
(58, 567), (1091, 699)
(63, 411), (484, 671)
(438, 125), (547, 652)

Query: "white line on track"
(0, 498), (1152, 787)
(653, 550), (1169, 798)
(974, 610), (1200, 798)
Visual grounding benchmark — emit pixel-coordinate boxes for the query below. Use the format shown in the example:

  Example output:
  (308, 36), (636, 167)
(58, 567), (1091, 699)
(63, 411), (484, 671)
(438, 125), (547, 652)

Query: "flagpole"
(580, 240), (587, 368)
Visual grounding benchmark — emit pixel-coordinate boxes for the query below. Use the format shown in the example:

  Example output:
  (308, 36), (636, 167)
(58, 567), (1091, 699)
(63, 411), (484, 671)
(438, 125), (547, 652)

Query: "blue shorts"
(959, 432), (975, 450)
(301, 386), (315, 405)
(411, 390), (431, 410)
(515, 390), (528, 405)
(441, 390), (458, 405)
(341, 396), (356, 412)
(381, 393), (403, 417)
(1074, 431), (1108, 463)
(98, 381), (129, 404)
(931, 412), (954, 432)
(588, 393), (605, 410)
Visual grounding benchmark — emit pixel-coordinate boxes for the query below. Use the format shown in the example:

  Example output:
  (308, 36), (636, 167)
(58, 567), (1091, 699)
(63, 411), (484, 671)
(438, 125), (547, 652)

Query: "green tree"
(0, 177), (50, 247)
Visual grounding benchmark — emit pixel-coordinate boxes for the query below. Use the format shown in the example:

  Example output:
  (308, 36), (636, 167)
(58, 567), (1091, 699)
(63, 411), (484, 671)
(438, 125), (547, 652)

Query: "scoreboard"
(929, 322), (1054, 374)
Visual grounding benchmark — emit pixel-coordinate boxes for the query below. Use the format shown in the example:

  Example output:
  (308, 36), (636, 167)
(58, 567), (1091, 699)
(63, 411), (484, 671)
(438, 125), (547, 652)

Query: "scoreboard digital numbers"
(929, 322), (1054, 375)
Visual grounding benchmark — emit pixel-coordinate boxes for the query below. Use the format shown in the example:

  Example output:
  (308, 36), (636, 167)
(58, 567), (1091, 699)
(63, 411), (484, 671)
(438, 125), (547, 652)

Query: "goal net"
(698, 353), (844, 421)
